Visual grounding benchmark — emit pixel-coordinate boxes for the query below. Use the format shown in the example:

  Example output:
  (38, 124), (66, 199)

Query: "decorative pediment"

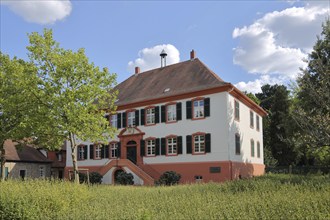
(118, 127), (144, 137)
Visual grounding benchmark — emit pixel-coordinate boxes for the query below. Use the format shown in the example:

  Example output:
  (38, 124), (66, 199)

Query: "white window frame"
(78, 146), (85, 160)
(111, 115), (117, 128)
(194, 135), (205, 153)
(250, 111), (254, 128)
(167, 104), (176, 122)
(234, 100), (240, 120)
(256, 115), (260, 131)
(95, 145), (101, 159)
(235, 133), (240, 155)
(146, 139), (155, 156)
(193, 100), (204, 119)
(39, 166), (45, 178)
(146, 108), (155, 125)
(251, 139), (255, 157)
(110, 143), (117, 158)
(257, 142), (261, 158)
(56, 153), (62, 161)
(167, 137), (177, 155)
(127, 111), (135, 127)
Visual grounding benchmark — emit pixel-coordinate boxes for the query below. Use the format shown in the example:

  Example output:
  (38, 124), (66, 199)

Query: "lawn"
(1, 174), (329, 219)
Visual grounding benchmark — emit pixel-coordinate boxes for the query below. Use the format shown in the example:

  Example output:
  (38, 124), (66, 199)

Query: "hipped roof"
(113, 57), (267, 116)
(114, 58), (228, 106)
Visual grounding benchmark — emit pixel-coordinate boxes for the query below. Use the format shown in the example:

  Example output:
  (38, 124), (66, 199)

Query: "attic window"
(164, 88), (170, 93)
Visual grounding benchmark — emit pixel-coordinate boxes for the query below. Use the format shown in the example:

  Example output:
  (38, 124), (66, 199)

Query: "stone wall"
(5, 162), (51, 179)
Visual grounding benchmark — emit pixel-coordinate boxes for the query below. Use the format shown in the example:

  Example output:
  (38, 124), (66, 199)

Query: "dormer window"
(164, 88), (170, 93)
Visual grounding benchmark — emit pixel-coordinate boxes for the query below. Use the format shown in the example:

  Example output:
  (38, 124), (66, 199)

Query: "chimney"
(190, 50), (196, 60)
(135, 66), (140, 74)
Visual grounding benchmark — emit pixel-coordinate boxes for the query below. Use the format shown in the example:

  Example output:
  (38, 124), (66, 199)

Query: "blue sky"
(1, 1), (329, 93)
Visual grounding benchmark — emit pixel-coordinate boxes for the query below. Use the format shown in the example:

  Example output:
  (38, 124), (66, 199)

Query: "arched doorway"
(126, 141), (137, 164)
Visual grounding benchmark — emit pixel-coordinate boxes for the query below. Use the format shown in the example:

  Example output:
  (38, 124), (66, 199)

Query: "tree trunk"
(0, 141), (5, 182)
(69, 133), (79, 184)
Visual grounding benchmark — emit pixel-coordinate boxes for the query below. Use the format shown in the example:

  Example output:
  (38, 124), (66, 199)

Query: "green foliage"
(79, 172), (103, 184)
(115, 172), (134, 185)
(293, 20), (330, 150)
(0, 175), (329, 219)
(23, 29), (117, 182)
(256, 84), (298, 166)
(244, 92), (261, 105)
(0, 53), (39, 180)
(89, 172), (103, 184)
(157, 171), (181, 186)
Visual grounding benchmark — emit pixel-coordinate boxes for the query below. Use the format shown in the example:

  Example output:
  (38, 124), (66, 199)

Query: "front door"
(126, 141), (137, 164)
(127, 147), (137, 164)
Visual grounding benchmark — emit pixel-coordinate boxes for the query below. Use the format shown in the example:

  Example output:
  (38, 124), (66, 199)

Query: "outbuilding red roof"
(4, 140), (52, 163)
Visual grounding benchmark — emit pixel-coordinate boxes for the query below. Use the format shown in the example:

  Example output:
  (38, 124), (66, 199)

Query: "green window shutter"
(83, 145), (87, 159)
(140, 109), (145, 126)
(176, 102), (182, 121)
(90, 145), (94, 159)
(177, 136), (183, 154)
(161, 138), (166, 155)
(135, 110), (140, 126)
(117, 143), (121, 158)
(155, 106), (160, 123)
(186, 135), (192, 154)
(186, 101), (192, 119)
(122, 112), (127, 128)
(140, 140), (145, 156)
(161, 105), (166, 123)
(204, 98), (210, 117)
(156, 139), (160, 155)
(205, 133), (211, 153)
(105, 145), (109, 158)
(117, 113), (122, 128)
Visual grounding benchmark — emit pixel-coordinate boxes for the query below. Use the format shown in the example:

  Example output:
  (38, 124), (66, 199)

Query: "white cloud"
(128, 44), (180, 73)
(233, 1), (329, 92)
(2, 0), (72, 25)
(235, 75), (284, 94)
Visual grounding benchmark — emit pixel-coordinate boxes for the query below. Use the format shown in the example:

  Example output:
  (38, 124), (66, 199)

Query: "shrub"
(79, 172), (103, 184)
(115, 172), (134, 185)
(158, 171), (181, 186)
(89, 172), (103, 184)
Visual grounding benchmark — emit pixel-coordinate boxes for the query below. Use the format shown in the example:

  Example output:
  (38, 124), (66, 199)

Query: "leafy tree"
(256, 84), (298, 166)
(24, 29), (117, 183)
(0, 54), (38, 180)
(244, 92), (260, 105)
(294, 20), (330, 150)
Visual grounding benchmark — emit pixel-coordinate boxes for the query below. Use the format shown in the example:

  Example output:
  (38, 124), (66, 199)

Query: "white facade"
(65, 90), (264, 184)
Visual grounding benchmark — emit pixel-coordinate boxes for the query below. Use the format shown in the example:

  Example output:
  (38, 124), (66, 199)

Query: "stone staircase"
(98, 159), (154, 186)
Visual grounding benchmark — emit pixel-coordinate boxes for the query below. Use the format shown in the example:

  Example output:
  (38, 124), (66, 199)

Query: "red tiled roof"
(114, 58), (228, 106)
(4, 140), (52, 163)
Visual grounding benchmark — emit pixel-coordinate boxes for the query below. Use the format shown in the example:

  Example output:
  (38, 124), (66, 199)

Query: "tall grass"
(1, 174), (329, 219)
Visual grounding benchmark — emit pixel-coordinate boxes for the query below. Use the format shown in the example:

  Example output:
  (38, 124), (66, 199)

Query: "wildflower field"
(1, 174), (329, 219)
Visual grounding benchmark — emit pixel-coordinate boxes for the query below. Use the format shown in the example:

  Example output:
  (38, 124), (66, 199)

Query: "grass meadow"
(0, 174), (329, 219)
